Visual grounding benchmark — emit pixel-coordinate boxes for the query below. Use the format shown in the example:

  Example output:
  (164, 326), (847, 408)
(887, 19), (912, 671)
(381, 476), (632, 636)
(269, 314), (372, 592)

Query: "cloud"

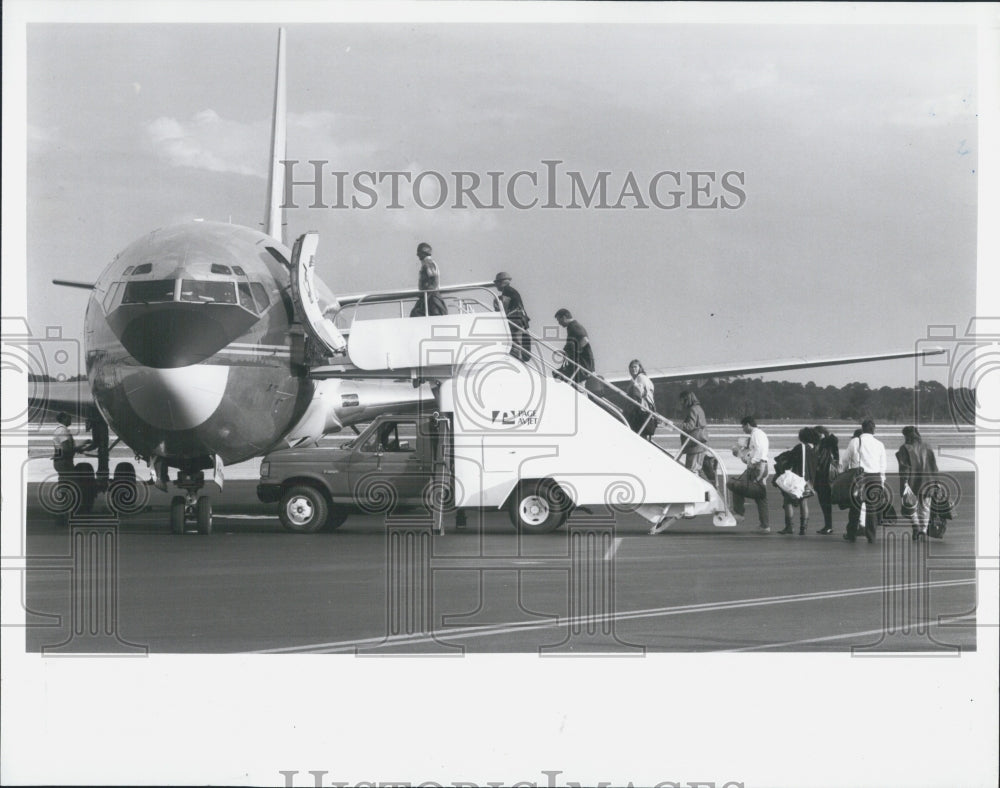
(144, 109), (366, 178)
(145, 109), (265, 176)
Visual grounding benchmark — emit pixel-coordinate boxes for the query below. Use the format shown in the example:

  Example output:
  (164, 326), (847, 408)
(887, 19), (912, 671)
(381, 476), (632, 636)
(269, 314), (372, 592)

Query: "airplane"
(37, 29), (943, 535)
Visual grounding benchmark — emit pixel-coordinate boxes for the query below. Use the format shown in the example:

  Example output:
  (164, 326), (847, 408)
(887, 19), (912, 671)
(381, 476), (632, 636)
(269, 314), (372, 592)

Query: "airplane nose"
(123, 364), (230, 431)
(109, 302), (258, 368)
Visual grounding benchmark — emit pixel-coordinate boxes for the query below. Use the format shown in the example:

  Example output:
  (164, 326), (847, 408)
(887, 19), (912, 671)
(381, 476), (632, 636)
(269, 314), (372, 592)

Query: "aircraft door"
(289, 231), (348, 357)
(349, 419), (428, 507)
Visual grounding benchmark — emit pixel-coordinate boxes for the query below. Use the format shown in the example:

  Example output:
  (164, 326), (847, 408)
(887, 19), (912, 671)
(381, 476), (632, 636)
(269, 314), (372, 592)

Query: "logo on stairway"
(491, 409), (538, 426)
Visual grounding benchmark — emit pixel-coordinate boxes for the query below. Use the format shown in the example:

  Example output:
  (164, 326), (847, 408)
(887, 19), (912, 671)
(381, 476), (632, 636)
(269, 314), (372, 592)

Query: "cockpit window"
(121, 279), (176, 304)
(232, 266), (247, 276)
(237, 282), (257, 312)
(180, 280), (237, 304)
(131, 263), (153, 276)
(103, 281), (122, 312)
(211, 264), (232, 275)
(250, 282), (271, 311)
(122, 266), (135, 276)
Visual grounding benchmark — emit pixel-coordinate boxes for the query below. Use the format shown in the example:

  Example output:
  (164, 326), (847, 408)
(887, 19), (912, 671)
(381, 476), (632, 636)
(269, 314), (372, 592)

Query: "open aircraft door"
(290, 232), (348, 356)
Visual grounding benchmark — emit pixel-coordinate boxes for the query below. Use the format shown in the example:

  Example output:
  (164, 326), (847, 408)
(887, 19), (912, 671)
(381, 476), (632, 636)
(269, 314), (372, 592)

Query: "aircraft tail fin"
(264, 27), (287, 244)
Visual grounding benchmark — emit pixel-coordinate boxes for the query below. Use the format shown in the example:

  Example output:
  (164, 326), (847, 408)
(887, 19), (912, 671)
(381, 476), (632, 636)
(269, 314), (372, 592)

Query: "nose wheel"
(169, 495), (214, 534)
(167, 468), (214, 535)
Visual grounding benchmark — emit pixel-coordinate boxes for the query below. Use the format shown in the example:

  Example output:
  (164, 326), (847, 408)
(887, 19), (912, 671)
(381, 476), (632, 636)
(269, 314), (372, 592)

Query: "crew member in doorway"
(554, 308), (597, 392)
(494, 272), (531, 362)
(409, 241), (448, 317)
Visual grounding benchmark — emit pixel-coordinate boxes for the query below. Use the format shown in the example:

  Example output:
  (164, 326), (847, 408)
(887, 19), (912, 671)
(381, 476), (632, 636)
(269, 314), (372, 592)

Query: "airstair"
(288, 231), (734, 530)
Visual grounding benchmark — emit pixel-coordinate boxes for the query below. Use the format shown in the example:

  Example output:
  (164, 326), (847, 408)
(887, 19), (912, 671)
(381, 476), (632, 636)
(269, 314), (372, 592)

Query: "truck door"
(348, 419), (429, 507)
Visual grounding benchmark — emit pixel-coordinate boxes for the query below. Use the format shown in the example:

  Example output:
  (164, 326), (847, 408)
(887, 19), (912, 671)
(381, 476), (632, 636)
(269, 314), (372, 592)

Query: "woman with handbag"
(813, 431), (841, 535)
(896, 426), (938, 541)
(774, 427), (817, 535)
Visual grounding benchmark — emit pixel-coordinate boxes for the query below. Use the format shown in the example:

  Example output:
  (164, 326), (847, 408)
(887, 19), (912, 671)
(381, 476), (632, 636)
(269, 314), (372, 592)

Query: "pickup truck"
(257, 414), (449, 533)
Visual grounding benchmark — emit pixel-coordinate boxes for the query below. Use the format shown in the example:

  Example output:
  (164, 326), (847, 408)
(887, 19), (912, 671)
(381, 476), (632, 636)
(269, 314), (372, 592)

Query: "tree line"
(28, 373), (973, 425)
(646, 378), (974, 425)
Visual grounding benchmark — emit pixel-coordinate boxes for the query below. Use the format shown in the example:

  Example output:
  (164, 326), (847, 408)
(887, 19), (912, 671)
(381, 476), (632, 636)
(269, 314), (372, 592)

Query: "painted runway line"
(255, 577), (975, 654)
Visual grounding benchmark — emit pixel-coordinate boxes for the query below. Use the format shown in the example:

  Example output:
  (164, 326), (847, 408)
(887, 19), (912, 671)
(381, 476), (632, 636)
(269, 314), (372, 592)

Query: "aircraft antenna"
(264, 28), (287, 244)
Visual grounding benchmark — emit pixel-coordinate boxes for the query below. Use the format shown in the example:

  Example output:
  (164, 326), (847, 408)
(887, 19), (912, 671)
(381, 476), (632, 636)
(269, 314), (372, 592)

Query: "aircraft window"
(250, 282), (271, 311)
(211, 264), (232, 275)
(132, 263), (153, 275)
(180, 280), (237, 304)
(122, 266), (135, 276)
(121, 279), (176, 304)
(237, 282), (257, 312)
(232, 266), (246, 276)
(265, 246), (288, 266)
(103, 281), (122, 312)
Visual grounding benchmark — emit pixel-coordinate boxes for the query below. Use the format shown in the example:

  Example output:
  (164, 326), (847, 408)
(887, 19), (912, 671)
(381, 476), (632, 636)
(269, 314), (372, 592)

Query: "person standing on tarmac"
(409, 242), (448, 317)
(775, 427), (817, 535)
(51, 412), (82, 525)
(52, 412), (76, 478)
(843, 419), (887, 544)
(494, 272), (531, 362)
(813, 428), (840, 535)
(896, 425), (938, 541)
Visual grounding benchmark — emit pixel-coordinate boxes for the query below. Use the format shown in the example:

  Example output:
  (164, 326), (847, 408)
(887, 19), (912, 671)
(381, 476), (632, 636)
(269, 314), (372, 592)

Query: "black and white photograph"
(2, 2), (998, 786)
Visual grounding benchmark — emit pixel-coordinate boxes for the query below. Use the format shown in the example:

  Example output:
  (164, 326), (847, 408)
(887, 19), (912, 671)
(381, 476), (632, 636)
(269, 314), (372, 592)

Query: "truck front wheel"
(508, 480), (569, 534)
(279, 485), (328, 534)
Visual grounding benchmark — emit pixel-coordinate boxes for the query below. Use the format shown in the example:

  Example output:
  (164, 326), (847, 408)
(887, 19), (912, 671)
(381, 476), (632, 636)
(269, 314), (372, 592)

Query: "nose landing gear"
(168, 469), (215, 535)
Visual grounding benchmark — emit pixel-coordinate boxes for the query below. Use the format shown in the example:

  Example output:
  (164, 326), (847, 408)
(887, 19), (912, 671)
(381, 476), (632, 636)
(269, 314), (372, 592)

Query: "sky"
(20, 21), (980, 388)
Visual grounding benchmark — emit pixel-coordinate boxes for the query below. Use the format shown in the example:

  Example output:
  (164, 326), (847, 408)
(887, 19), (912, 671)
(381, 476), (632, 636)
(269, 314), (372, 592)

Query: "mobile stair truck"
(262, 234), (735, 534)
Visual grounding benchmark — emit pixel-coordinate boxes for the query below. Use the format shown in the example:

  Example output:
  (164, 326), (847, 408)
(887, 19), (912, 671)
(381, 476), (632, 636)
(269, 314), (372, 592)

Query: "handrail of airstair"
(512, 321), (732, 512)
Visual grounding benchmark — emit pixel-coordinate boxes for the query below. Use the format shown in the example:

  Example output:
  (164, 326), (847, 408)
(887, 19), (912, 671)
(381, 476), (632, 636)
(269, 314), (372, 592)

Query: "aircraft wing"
(604, 348), (946, 385)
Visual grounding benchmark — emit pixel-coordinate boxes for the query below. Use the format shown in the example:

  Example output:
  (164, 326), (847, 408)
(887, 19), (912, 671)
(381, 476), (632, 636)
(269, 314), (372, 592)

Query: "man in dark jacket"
(554, 308), (596, 391)
(896, 425), (938, 540)
(494, 272), (531, 362)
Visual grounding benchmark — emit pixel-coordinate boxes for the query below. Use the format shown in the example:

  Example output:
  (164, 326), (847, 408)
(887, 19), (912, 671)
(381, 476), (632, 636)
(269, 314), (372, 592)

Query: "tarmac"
(19, 470), (977, 655)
